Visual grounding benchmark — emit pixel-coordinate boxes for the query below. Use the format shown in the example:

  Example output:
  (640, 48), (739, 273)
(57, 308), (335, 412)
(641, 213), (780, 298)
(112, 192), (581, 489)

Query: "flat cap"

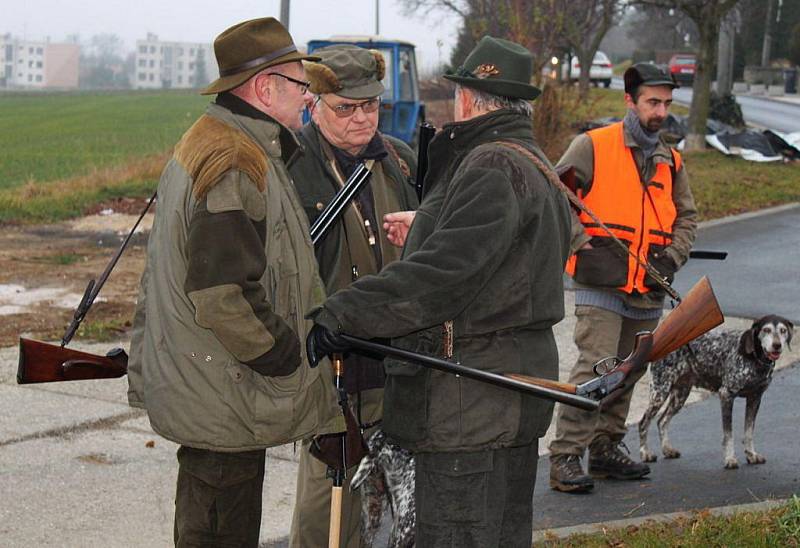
(304, 44), (385, 99)
(624, 62), (678, 94)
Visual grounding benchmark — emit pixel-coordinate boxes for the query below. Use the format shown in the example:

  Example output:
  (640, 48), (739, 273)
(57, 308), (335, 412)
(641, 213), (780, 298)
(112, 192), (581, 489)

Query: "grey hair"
(456, 84), (533, 117)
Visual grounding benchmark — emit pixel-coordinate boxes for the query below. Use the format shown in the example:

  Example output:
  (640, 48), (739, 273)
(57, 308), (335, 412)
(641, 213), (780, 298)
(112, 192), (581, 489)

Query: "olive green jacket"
(314, 110), (573, 453)
(557, 124), (698, 309)
(290, 122), (417, 403)
(128, 102), (340, 451)
(290, 122), (418, 296)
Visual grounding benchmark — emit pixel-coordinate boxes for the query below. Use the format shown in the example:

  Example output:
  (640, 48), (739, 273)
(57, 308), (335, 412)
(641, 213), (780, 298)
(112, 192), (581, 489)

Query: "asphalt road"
(533, 362), (800, 531)
(673, 87), (800, 133)
(533, 203), (800, 533)
(673, 204), (800, 324)
(611, 76), (800, 133)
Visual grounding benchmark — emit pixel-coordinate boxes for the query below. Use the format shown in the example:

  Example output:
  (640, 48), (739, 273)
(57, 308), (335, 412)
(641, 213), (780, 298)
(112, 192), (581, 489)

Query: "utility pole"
(375, 0), (380, 35)
(280, 0), (290, 30)
(761, 0), (774, 67)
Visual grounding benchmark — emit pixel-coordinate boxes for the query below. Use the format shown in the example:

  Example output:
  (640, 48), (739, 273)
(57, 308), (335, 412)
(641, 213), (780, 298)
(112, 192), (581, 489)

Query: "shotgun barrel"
(414, 122), (436, 202)
(338, 334), (600, 411)
(309, 162), (373, 245)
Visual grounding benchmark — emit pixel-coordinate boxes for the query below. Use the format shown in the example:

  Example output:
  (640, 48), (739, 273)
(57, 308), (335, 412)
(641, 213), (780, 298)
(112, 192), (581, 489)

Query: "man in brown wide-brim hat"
(128, 16), (341, 547)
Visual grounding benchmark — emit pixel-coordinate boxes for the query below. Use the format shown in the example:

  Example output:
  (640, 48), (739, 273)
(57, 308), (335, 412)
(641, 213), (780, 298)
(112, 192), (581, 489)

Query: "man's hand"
(383, 211), (416, 248)
(306, 324), (350, 367)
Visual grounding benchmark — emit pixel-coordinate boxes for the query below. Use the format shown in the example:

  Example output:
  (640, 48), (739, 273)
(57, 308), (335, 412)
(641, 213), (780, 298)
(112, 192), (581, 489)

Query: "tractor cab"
(306, 36), (424, 145)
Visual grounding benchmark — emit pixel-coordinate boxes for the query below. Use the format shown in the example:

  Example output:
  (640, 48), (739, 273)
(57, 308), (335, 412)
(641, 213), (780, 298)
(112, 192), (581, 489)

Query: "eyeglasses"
(266, 72), (310, 94)
(317, 96), (381, 118)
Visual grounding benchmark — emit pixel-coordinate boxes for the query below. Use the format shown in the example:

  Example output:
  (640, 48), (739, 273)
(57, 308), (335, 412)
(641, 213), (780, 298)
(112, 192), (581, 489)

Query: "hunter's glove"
(306, 324), (350, 368)
(644, 247), (678, 290)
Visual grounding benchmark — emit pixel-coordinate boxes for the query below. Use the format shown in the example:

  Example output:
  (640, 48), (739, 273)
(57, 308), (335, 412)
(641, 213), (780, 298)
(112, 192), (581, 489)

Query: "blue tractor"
(306, 36), (425, 146)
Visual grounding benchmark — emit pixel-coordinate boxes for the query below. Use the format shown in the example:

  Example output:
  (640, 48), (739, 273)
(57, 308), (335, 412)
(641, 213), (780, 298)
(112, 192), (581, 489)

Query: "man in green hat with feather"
(306, 36), (573, 546)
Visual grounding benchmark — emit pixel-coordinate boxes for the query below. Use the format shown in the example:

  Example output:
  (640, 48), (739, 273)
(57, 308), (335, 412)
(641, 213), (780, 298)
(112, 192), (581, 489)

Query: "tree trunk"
(686, 18), (719, 151)
(577, 51), (593, 99)
(761, 0), (775, 67)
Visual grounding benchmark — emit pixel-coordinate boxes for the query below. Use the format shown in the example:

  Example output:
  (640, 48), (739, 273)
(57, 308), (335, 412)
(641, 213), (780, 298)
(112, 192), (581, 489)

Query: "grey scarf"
(623, 108), (660, 159)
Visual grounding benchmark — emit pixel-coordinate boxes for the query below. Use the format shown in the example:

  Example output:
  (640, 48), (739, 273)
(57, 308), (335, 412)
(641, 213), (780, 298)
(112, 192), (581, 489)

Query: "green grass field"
(0, 91), (209, 190)
(0, 88), (797, 223)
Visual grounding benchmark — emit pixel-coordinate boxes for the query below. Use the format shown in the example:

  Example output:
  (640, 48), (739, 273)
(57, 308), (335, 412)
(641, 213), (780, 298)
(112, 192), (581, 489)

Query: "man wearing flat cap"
(287, 43), (418, 548)
(305, 36), (573, 546)
(127, 17), (340, 546)
(548, 63), (697, 494)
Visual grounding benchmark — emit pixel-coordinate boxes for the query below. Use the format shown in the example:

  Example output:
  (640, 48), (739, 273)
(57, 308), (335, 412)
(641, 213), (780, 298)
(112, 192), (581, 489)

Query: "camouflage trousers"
(549, 305), (660, 456)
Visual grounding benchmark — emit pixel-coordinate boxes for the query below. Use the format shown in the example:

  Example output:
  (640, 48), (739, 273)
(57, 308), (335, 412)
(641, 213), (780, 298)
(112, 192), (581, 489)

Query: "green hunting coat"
(289, 122), (418, 398)
(128, 98), (340, 451)
(313, 109), (573, 453)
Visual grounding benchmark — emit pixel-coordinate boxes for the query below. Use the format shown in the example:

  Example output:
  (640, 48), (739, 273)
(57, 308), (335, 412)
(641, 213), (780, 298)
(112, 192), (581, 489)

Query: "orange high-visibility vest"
(565, 121), (681, 294)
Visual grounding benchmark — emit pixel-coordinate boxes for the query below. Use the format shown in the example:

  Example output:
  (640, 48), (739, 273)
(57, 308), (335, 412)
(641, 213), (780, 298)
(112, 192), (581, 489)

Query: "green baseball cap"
(444, 36), (540, 101)
(304, 44), (385, 99)
(624, 62), (678, 94)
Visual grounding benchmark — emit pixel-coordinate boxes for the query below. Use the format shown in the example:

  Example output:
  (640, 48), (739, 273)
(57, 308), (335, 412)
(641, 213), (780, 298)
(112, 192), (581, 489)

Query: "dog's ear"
(738, 326), (757, 357)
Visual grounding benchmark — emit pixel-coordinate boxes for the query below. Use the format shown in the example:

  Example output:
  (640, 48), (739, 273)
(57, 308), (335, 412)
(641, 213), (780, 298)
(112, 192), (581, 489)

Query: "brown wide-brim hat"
(444, 35), (540, 101)
(201, 17), (320, 95)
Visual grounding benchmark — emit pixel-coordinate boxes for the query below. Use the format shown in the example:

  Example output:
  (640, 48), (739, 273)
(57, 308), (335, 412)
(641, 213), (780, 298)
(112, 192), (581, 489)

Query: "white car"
(565, 51), (613, 88)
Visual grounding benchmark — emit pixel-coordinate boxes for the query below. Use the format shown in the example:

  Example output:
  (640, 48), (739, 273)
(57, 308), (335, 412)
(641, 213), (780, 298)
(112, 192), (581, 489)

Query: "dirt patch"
(84, 196), (157, 217)
(0, 219), (146, 347)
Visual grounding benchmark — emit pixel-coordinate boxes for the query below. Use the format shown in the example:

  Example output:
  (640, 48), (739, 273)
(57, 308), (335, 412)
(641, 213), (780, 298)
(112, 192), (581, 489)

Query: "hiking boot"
(549, 454), (595, 493)
(589, 436), (651, 480)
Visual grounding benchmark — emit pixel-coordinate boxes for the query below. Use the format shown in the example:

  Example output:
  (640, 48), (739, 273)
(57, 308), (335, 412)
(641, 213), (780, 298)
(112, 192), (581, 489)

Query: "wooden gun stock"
(505, 374), (577, 394)
(597, 276), (723, 409)
(649, 276), (723, 362)
(17, 338), (128, 384)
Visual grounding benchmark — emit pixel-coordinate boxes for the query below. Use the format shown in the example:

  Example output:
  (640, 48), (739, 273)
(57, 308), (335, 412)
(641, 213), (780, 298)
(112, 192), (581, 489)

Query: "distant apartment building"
(0, 34), (79, 89)
(133, 33), (217, 90)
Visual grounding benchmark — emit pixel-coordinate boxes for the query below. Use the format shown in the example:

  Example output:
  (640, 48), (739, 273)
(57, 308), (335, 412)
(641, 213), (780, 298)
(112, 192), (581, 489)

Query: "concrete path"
(2, 204), (799, 546)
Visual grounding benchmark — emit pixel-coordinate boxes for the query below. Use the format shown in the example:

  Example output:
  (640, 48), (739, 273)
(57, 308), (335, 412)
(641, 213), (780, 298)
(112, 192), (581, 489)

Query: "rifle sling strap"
(495, 141), (681, 302)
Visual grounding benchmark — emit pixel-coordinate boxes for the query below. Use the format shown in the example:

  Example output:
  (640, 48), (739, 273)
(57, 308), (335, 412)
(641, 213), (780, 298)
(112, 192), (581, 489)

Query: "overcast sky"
(4, 0), (461, 72)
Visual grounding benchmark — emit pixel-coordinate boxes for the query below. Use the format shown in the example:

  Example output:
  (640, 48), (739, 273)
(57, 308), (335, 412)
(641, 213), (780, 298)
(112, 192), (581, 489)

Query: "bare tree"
(626, 5), (699, 53)
(636, 0), (741, 151)
(500, 0), (567, 84)
(400, 0), (566, 83)
(562, 0), (623, 98)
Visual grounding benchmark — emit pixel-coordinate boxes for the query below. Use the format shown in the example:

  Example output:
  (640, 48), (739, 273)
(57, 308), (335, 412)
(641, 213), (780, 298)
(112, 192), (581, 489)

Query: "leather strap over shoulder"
(381, 136), (411, 178)
(495, 140), (681, 302)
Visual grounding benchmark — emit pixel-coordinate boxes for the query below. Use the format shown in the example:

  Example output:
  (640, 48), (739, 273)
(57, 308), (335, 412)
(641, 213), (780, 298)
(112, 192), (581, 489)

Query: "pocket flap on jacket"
(423, 451), (494, 477)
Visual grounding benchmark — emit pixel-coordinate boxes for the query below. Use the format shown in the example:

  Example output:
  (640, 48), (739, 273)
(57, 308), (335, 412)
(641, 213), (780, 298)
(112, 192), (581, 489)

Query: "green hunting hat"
(624, 62), (678, 94)
(444, 36), (540, 101)
(201, 17), (320, 95)
(304, 45), (385, 99)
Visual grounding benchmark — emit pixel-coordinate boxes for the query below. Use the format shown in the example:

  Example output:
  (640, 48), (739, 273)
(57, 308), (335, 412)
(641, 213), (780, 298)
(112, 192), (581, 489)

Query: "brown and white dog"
(639, 315), (794, 469)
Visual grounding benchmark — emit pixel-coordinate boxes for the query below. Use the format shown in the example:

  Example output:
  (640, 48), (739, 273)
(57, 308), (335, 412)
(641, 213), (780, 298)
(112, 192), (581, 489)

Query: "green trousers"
(549, 305), (660, 456)
(174, 446), (266, 548)
(415, 441), (539, 547)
